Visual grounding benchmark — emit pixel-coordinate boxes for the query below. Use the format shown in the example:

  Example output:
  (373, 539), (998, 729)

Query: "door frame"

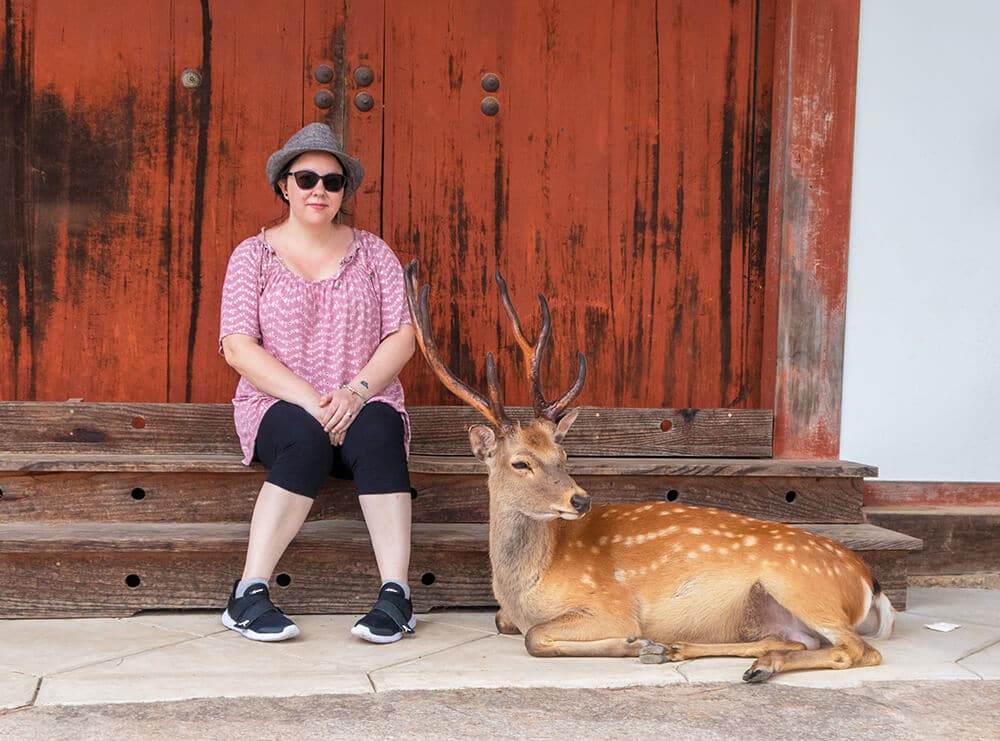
(766, 0), (861, 459)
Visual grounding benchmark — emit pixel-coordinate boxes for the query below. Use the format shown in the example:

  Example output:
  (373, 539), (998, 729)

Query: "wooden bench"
(0, 402), (921, 617)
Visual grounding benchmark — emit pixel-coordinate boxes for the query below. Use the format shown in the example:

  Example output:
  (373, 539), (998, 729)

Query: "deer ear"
(553, 408), (580, 443)
(469, 424), (498, 462)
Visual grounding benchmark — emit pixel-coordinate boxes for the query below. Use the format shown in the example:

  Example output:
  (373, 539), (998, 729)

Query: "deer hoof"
(638, 643), (670, 664)
(742, 664), (774, 683)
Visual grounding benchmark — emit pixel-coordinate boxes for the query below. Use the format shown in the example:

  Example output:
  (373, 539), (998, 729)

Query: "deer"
(403, 260), (894, 682)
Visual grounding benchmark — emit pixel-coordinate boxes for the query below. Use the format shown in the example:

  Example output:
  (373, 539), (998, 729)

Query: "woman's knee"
(255, 402), (333, 495)
(341, 402), (409, 494)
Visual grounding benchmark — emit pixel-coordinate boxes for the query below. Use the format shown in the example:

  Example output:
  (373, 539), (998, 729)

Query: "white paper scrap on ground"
(924, 622), (962, 632)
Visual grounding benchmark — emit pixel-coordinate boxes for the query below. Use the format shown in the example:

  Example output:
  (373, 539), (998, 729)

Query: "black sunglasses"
(286, 170), (348, 192)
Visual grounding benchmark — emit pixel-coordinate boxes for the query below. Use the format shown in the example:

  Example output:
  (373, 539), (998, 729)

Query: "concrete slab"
(36, 631), (371, 706)
(0, 670), (38, 711)
(36, 613), (500, 705)
(371, 632), (686, 692)
(2, 587), (997, 710)
(905, 587), (1000, 627)
(959, 640), (1000, 679)
(0, 617), (206, 676)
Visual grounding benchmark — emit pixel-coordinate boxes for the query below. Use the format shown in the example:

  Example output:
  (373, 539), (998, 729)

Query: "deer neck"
(488, 497), (555, 598)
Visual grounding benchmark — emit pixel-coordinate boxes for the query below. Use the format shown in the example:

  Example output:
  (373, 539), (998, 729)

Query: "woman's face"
(281, 151), (346, 227)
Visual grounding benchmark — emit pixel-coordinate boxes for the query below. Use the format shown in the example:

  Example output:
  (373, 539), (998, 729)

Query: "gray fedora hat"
(266, 122), (365, 199)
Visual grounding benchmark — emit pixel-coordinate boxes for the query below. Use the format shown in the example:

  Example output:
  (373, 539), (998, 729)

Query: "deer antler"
(494, 271), (587, 421)
(404, 260), (513, 430)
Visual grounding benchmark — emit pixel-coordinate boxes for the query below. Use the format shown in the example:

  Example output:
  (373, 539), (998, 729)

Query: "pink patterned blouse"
(219, 228), (411, 465)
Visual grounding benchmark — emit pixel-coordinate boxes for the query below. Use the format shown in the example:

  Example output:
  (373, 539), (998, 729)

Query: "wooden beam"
(767, 0), (861, 458)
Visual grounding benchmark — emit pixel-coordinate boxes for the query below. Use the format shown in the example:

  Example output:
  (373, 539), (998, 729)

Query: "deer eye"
(511, 460), (532, 471)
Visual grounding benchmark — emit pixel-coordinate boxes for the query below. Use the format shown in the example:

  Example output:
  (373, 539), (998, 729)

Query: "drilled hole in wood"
(421, 572), (436, 586)
(275, 573), (292, 587)
(785, 491), (797, 503)
(0, 487), (4, 498)
(125, 574), (141, 588)
(659, 419), (672, 432)
(131, 416), (146, 429)
(131, 487), (146, 500)
(665, 489), (680, 502)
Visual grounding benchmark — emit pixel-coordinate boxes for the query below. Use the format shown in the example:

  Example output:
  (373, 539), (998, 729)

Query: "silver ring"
(345, 411), (352, 418)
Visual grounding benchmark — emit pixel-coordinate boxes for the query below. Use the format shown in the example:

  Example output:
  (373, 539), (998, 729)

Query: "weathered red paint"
(2, 0), (777, 414)
(384, 0), (774, 409)
(768, 0), (860, 458)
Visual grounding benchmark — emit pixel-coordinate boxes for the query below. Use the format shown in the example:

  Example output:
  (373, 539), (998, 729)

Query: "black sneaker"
(221, 581), (300, 642)
(350, 583), (417, 644)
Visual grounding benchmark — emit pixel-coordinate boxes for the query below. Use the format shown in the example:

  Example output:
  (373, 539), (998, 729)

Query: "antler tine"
(485, 353), (514, 430)
(403, 260), (507, 428)
(542, 350), (588, 420)
(495, 271), (551, 416)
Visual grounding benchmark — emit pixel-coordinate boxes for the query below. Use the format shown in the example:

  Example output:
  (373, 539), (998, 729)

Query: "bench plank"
(0, 521), (913, 616)
(0, 403), (772, 458)
(0, 452), (876, 477)
(0, 472), (865, 524)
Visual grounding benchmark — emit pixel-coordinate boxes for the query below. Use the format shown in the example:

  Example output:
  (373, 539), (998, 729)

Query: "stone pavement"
(1, 587), (998, 739)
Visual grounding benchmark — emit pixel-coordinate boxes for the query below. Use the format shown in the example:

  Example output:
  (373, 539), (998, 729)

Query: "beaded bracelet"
(342, 383), (370, 403)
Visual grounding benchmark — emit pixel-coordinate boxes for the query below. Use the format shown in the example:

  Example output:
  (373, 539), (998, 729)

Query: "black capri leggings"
(254, 400), (410, 498)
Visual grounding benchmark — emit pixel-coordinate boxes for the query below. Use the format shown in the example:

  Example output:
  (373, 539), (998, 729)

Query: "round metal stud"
(314, 90), (335, 109)
(354, 66), (375, 87)
(481, 96), (500, 116)
(354, 92), (375, 112)
(180, 69), (203, 89)
(314, 64), (334, 83)
(481, 73), (500, 92)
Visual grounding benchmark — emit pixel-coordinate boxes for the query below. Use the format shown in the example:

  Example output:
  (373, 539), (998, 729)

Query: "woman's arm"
(350, 323), (416, 399)
(323, 323), (416, 443)
(221, 334), (330, 423)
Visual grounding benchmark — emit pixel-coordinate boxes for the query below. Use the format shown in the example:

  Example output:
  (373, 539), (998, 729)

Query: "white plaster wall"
(840, 0), (1000, 481)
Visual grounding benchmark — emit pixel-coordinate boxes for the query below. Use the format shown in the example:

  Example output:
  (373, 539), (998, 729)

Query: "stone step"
(0, 520), (921, 618)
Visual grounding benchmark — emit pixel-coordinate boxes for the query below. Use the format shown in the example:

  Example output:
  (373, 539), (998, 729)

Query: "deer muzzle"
(571, 492), (591, 515)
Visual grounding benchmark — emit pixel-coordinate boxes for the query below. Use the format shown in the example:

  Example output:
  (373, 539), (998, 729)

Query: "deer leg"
(523, 610), (643, 658)
(638, 635), (807, 664)
(495, 609), (521, 635)
(743, 631), (883, 683)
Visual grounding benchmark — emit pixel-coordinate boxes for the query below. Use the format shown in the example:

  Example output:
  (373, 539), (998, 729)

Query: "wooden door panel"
(13, 1), (175, 400)
(171, 0), (310, 402)
(3, 0), (773, 412)
(384, 0), (771, 410)
(0, 0), (31, 399)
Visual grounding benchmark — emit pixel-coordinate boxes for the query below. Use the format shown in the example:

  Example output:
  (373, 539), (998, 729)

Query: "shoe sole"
(350, 615), (418, 644)
(221, 610), (301, 642)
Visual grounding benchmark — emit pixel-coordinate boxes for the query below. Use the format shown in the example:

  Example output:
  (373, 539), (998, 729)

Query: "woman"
(218, 122), (416, 643)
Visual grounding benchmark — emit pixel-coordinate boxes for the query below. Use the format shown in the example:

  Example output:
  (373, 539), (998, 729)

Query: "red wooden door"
(0, 0), (381, 402)
(382, 0), (776, 410)
(2, 0), (774, 411)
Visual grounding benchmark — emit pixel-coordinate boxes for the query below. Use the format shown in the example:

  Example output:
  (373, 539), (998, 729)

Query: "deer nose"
(571, 493), (591, 514)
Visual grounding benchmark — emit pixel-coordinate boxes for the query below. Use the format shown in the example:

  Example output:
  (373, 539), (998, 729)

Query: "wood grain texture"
(17, 1), (175, 401)
(410, 406), (773, 457)
(0, 451), (876, 478)
(0, 520), (912, 616)
(0, 472), (863, 525)
(864, 481), (1000, 507)
(3, 1), (783, 412)
(0, 402), (773, 457)
(0, 0), (31, 400)
(768, 0), (860, 457)
(385, 0), (774, 411)
(865, 506), (1000, 576)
